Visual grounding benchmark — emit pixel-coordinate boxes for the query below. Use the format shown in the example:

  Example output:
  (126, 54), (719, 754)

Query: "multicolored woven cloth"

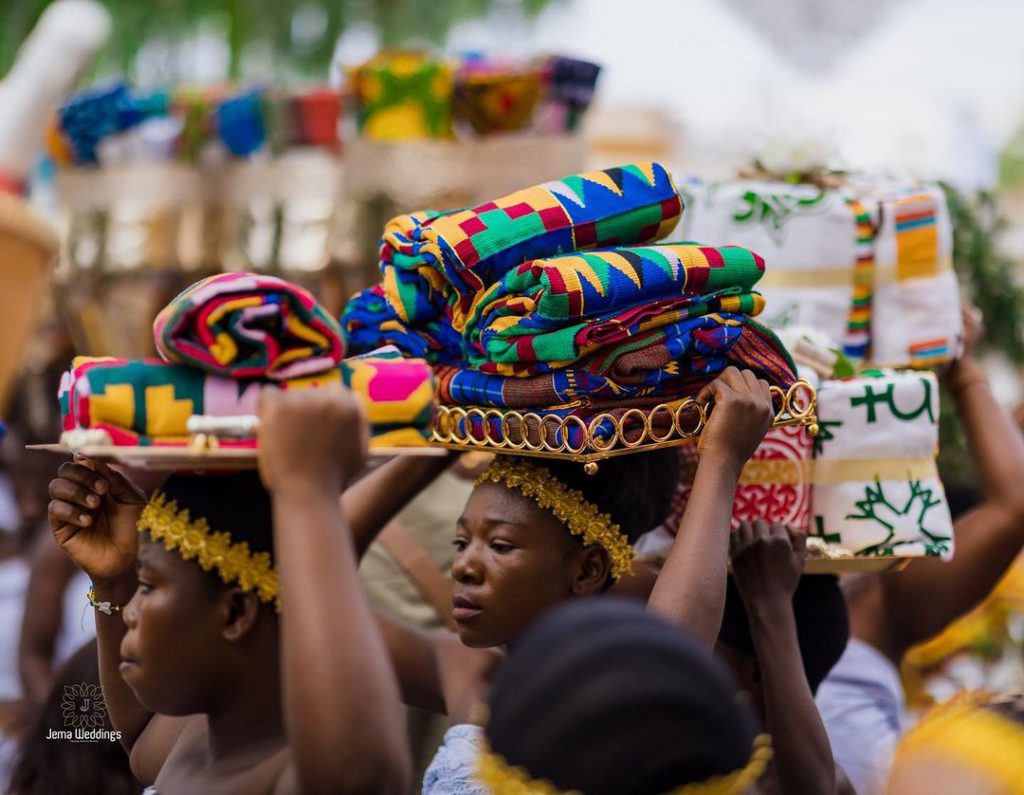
(437, 317), (796, 408)
(59, 353), (435, 448)
(380, 162), (683, 329)
(342, 284), (464, 364)
(153, 272), (346, 381)
(462, 243), (766, 371)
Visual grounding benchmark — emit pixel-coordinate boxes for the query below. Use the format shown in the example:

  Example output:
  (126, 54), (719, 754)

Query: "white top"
(816, 637), (907, 795)
(422, 724), (487, 795)
(0, 556), (30, 702)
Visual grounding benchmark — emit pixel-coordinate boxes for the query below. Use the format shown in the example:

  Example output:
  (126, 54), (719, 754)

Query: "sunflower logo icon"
(60, 683), (108, 729)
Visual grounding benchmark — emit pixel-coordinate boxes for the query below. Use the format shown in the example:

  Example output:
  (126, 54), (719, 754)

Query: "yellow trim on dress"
(476, 734), (773, 794)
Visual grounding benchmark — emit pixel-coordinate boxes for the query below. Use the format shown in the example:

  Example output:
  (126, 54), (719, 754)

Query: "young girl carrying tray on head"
(46, 387), (410, 795)
(345, 366), (779, 793)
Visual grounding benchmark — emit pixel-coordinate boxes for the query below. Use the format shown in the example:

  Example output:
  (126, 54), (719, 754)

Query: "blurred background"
(0, 1), (1022, 785)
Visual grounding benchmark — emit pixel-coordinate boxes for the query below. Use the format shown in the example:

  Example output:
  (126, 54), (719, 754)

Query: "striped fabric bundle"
(154, 272), (345, 381)
(463, 243), (766, 373)
(380, 162), (683, 329)
(60, 354), (436, 448)
(341, 162), (800, 436)
(437, 317), (794, 408)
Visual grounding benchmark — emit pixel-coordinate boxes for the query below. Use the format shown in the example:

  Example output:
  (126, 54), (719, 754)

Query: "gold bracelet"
(87, 586), (125, 616)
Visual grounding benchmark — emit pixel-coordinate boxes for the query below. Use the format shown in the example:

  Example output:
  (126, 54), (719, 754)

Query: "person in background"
(479, 598), (772, 795)
(816, 305), (1024, 794)
(0, 469), (32, 790)
(7, 639), (140, 795)
(719, 520), (852, 795)
(18, 534), (94, 705)
(887, 691), (1024, 795)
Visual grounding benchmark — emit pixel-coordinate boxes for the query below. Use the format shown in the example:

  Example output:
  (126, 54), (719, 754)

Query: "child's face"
(451, 481), (595, 648)
(119, 534), (229, 715)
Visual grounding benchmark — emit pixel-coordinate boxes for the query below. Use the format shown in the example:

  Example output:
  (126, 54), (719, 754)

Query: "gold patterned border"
(430, 380), (817, 463)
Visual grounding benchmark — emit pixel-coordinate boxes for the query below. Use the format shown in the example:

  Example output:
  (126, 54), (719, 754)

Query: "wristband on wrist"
(87, 585), (126, 615)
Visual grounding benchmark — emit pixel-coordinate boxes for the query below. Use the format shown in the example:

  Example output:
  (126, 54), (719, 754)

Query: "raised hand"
(696, 367), (774, 474)
(729, 519), (806, 607)
(47, 459), (147, 582)
(257, 385), (370, 496)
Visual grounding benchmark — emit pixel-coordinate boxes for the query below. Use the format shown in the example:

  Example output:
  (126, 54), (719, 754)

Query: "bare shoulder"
(152, 719), (291, 794)
(131, 715), (204, 786)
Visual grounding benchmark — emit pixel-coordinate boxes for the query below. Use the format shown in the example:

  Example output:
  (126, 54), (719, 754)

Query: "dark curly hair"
(486, 598), (760, 795)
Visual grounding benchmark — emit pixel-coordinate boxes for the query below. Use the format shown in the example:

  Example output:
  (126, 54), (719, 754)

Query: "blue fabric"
(342, 285), (463, 364)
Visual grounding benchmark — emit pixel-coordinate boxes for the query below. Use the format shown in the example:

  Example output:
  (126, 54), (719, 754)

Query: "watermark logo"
(45, 682), (122, 743)
(61, 683), (107, 729)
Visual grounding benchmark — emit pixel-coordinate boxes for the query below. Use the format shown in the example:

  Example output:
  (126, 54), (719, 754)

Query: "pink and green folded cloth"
(59, 353), (435, 448)
(61, 272), (436, 447)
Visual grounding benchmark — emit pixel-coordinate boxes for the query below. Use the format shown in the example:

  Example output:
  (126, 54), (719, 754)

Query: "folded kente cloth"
(462, 243), (766, 371)
(810, 370), (953, 558)
(437, 317), (796, 408)
(59, 354), (435, 448)
(380, 162), (683, 329)
(154, 272), (345, 381)
(342, 284), (463, 364)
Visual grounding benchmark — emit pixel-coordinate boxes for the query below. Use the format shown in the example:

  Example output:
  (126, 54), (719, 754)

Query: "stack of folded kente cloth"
(60, 272), (435, 448)
(342, 162), (798, 448)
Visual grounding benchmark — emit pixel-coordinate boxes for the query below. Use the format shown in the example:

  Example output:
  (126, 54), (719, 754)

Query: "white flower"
(757, 134), (836, 176)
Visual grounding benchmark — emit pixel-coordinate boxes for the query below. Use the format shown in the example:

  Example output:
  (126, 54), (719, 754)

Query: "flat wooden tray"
(804, 556), (913, 574)
(27, 443), (447, 471)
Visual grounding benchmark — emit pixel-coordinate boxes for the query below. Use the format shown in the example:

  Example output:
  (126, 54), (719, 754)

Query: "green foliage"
(937, 183), (1024, 485)
(0, 0), (557, 81)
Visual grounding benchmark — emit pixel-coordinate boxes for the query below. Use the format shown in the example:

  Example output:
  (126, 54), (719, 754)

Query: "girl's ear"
(220, 587), (262, 642)
(570, 546), (613, 595)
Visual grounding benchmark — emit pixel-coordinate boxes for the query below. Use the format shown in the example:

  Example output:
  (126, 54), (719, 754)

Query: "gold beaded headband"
(475, 457), (633, 580)
(893, 692), (1024, 794)
(137, 491), (280, 611)
(476, 734), (773, 794)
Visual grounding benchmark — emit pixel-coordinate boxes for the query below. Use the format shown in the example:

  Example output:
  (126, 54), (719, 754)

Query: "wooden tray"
(27, 442), (446, 471)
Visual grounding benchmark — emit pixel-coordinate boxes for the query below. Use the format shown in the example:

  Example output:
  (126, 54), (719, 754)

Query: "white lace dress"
(421, 724), (488, 795)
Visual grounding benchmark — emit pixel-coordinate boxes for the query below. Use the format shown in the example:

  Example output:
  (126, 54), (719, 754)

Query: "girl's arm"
(878, 310), (1024, 659)
(648, 367), (774, 647)
(259, 387), (411, 795)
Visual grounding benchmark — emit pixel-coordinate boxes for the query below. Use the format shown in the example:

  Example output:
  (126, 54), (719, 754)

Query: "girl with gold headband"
(479, 598), (773, 795)
(345, 367), (778, 794)
(45, 387), (411, 794)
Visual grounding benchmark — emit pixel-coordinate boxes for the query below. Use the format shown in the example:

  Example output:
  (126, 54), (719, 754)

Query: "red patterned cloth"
(659, 424), (813, 535)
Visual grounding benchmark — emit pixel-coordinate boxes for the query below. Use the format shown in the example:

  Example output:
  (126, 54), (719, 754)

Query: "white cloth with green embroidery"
(810, 370), (953, 558)
(680, 177), (962, 368)
(680, 179), (861, 348)
(856, 181), (962, 368)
